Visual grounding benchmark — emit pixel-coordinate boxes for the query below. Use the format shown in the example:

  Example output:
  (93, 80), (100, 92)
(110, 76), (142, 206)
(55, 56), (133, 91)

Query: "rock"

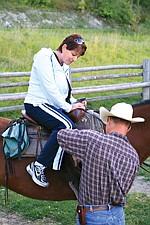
(0, 9), (110, 29)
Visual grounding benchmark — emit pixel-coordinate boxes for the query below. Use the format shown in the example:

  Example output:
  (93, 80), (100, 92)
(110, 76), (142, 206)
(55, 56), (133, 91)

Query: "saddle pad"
(22, 122), (51, 157)
(22, 110), (104, 157)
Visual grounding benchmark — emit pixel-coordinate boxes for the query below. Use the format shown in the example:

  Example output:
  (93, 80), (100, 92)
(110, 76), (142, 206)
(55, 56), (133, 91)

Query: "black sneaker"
(26, 162), (49, 187)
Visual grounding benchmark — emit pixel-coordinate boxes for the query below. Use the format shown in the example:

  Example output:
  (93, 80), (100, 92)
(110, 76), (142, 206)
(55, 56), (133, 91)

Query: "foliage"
(25, 0), (79, 10)
(78, 0), (85, 12)
(139, 0), (150, 10)
(82, 0), (150, 27)
(0, 0), (150, 27)
(93, 0), (135, 25)
(24, 0), (50, 7)
(0, 0), (79, 10)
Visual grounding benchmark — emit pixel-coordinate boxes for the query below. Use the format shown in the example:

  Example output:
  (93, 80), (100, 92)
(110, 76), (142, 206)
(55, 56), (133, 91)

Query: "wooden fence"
(0, 59), (150, 113)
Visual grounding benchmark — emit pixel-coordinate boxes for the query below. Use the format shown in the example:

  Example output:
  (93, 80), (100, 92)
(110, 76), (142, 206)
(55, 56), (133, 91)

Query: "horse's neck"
(0, 117), (11, 133)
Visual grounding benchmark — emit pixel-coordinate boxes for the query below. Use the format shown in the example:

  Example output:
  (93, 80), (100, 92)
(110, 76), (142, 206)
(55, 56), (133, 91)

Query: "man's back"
(58, 129), (140, 205)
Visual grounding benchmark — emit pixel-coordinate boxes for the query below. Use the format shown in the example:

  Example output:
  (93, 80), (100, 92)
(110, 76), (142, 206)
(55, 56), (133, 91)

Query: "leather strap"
(77, 205), (86, 225)
(83, 204), (116, 212)
(77, 204), (116, 225)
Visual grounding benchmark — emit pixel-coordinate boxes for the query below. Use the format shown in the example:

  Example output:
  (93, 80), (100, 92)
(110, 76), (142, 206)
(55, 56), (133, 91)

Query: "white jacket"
(24, 48), (76, 113)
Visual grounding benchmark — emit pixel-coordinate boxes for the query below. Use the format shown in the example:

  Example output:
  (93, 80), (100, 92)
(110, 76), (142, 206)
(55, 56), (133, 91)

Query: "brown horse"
(0, 118), (76, 201)
(0, 100), (150, 201)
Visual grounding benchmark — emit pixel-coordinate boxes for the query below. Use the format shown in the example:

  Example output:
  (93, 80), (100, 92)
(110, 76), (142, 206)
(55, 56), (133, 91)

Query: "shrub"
(93, 0), (135, 25)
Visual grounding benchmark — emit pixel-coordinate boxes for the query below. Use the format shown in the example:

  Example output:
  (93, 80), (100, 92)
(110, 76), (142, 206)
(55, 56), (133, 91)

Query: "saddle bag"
(1, 118), (30, 160)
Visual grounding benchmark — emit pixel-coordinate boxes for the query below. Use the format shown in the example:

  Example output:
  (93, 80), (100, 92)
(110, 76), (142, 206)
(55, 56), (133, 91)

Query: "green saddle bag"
(1, 118), (30, 159)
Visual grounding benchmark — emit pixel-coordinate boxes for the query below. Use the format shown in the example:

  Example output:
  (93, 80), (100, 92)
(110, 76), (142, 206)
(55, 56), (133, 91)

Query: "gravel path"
(0, 176), (149, 225)
(0, 212), (56, 225)
(129, 176), (150, 197)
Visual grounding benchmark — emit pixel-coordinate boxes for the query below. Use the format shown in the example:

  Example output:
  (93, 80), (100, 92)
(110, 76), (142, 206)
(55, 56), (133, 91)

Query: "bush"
(93, 0), (135, 25)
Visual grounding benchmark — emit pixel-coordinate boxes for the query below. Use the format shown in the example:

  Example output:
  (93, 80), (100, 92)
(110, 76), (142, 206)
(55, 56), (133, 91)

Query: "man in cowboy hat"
(57, 102), (145, 225)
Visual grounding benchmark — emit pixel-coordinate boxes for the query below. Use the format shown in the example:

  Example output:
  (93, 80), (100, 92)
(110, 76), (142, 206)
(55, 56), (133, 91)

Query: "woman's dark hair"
(57, 33), (87, 56)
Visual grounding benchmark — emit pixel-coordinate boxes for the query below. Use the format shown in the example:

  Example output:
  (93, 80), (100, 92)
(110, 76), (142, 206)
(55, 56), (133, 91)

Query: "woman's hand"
(71, 102), (85, 111)
(77, 97), (87, 107)
(82, 100), (87, 107)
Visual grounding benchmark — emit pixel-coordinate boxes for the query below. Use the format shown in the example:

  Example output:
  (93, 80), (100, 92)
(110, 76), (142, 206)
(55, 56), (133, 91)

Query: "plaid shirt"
(57, 129), (140, 205)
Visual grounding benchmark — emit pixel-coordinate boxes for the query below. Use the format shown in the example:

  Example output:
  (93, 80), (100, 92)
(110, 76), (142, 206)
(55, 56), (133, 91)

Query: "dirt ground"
(0, 211), (57, 225)
(0, 176), (149, 225)
(0, 212), (56, 225)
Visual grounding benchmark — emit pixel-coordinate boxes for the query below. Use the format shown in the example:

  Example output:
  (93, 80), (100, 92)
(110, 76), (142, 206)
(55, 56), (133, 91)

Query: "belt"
(77, 204), (117, 225)
(79, 204), (116, 212)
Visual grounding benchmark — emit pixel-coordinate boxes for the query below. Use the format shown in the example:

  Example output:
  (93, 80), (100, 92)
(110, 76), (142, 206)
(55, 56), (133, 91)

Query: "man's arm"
(57, 129), (92, 160)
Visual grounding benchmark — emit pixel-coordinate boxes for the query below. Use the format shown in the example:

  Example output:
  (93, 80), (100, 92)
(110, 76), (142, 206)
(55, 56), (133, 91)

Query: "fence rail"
(0, 59), (150, 113)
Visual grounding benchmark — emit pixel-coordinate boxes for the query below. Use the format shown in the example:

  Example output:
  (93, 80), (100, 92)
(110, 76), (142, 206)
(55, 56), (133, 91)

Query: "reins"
(85, 106), (99, 113)
(83, 107), (102, 122)
(140, 161), (150, 173)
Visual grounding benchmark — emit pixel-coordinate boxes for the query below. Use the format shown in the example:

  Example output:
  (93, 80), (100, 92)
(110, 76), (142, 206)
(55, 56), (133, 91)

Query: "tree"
(78, 0), (85, 14)
(93, 0), (135, 25)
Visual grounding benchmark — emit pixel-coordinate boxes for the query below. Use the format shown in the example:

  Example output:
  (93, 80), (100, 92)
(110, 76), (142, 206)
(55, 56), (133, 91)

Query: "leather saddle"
(21, 109), (81, 194)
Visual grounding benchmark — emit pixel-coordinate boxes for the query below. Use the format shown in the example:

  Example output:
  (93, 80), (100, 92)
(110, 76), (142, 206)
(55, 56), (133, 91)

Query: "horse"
(0, 109), (103, 201)
(0, 100), (150, 201)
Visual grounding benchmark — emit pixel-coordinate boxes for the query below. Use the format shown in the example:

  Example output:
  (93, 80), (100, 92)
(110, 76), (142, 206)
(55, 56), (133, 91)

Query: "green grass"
(0, 188), (149, 225)
(0, 160), (149, 224)
(125, 193), (150, 225)
(0, 188), (77, 224)
(0, 28), (150, 118)
(1, 28), (150, 72)
(138, 158), (150, 182)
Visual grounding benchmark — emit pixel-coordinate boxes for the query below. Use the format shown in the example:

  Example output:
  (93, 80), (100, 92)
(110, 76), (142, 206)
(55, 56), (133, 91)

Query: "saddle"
(21, 109), (86, 157)
(21, 110), (51, 157)
(21, 110), (82, 196)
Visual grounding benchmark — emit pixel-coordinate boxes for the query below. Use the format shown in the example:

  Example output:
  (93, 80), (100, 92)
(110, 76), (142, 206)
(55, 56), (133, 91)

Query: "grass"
(0, 161), (149, 224)
(125, 193), (150, 225)
(0, 28), (150, 72)
(0, 28), (150, 118)
(0, 187), (149, 224)
(0, 190), (149, 225)
(138, 158), (150, 182)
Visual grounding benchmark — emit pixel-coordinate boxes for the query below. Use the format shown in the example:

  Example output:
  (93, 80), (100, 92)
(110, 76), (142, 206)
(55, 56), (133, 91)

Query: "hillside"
(0, 0), (150, 31)
(0, 9), (110, 29)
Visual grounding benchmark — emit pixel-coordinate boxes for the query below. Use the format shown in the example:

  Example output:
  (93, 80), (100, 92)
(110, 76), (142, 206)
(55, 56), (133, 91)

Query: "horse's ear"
(68, 109), (85, 123)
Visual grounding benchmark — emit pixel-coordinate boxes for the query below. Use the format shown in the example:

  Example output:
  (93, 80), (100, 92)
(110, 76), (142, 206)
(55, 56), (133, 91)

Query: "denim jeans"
(76, 205), (125, 225)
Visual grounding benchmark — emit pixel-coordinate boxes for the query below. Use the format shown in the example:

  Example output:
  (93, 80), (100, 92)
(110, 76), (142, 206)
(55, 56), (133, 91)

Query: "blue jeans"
(24, 103), (75, 167)
(76, 205), (125, 225)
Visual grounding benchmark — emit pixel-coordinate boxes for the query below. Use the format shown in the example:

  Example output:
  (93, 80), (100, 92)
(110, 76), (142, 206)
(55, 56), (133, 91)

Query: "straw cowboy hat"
(99, 102), (145, 125)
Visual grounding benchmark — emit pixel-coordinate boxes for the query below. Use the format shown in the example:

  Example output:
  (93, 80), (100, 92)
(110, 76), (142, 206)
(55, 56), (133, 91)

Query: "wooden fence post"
(142, 59), (150, 100)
